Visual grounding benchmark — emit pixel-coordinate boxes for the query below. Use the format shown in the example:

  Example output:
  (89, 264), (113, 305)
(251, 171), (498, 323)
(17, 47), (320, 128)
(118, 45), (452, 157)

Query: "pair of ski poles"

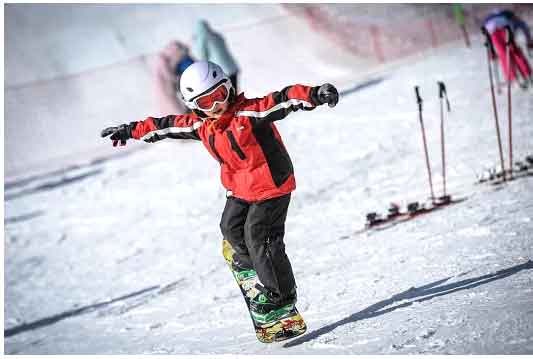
(482, 25), (518, 181)
(414, 83), (451, 205)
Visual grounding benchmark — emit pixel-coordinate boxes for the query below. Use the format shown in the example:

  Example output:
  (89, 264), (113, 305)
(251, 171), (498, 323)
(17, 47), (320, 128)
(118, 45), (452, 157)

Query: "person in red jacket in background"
(101, 61), (339, 319)
(483, 9), (533, 87)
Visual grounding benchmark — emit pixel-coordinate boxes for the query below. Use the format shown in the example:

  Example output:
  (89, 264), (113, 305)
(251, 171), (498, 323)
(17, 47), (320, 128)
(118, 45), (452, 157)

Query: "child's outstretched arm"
(101, 114), (202, 146)
(240, 83), (339, 123)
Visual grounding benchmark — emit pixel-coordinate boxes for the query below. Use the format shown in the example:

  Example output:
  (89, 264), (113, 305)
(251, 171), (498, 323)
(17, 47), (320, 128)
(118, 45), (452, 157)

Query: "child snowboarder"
(101, 60), (339, 341)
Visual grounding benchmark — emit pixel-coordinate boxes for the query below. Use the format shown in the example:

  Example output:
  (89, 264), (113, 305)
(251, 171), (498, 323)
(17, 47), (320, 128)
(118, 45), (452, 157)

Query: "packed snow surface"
(4, 5), (533, 355)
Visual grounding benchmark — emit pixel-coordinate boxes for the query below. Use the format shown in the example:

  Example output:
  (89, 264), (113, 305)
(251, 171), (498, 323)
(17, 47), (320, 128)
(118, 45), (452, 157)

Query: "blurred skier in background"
(152, 40), (195, 116)
(482, 9), (533, 86)
(193, 19), (240, 92)
(452, 4), (471, 47)
(101, 60), (339, 325)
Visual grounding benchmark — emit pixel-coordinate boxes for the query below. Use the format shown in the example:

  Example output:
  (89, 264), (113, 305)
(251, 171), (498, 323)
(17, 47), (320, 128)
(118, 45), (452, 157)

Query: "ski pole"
(414, 86), (435, 203)
(483, 27), (502, 94)
(452, 4), (470, 48)
(438, 81), (451, 197)
(506, 25), (514, 179)
(494, 51), (502, 95)
(482, 27), (506, 181)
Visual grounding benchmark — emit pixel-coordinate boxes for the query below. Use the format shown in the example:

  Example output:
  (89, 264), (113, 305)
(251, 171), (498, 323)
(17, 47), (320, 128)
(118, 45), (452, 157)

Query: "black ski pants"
(220, 193), (296, 305)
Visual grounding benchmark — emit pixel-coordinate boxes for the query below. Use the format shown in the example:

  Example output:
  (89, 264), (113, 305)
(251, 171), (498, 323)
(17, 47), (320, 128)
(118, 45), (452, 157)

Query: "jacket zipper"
(226, 130), (247, 160)
(264, 237), (279, 296)
(265, 237), (273, 271)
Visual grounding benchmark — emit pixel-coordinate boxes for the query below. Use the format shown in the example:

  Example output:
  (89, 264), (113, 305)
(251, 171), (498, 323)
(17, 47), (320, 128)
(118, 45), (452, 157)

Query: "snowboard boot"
(249, 285), (297, 325)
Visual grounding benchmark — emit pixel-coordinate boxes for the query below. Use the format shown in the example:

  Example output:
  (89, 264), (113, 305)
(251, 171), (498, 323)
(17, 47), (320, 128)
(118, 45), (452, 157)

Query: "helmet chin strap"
(228, 87), (236, 104)
(193, 109), (209, 118)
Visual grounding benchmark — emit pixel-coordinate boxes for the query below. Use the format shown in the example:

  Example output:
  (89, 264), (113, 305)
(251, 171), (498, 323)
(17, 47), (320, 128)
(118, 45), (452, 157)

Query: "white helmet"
(179, 60), (234, 111)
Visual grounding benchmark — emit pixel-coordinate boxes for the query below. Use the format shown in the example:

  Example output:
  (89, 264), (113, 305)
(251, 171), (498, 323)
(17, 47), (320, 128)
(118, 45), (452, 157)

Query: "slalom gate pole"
(438, 82), (451, 197)
(461, 24), (471, 48)
(452, 4), (470, 48)
(494, 52), (502, 95)
(483, 26), (502, 94)
(506, 26), (514, 179)
(482, 27), (506, 181)
(482, 27), (502, 94)
(414, 86), (436, 203)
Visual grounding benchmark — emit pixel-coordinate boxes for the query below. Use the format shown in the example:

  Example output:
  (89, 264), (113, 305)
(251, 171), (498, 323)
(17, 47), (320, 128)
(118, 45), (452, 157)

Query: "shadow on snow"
(4, 169), (103, 201)
(4, 146), (143, 201)
(4, 279), (185, 338)
(339, 77), (386, 97)
(4, 210), (45, 224)
(284, 260), (533, 347)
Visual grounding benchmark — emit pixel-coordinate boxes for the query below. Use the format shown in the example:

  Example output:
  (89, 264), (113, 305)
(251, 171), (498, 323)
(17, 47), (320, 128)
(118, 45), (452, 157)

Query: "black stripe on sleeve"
(148, 116), (201, 141)
(151, 115), (176, 129)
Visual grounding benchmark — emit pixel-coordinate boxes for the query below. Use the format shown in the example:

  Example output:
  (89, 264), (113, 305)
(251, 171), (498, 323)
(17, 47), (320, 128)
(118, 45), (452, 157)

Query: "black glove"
(317, 83), (339, 108)
(101, 124), (133, 147)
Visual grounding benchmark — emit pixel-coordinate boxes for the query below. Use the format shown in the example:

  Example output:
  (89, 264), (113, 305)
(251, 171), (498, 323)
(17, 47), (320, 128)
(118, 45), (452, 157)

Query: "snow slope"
(4, 5), (533, 355)
(4, 3), (373, 178)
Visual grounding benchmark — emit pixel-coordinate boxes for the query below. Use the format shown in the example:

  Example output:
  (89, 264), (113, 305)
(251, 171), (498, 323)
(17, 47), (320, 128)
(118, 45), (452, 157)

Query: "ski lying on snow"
(353, 195), (468, 236)
(476, 155), (533, 185)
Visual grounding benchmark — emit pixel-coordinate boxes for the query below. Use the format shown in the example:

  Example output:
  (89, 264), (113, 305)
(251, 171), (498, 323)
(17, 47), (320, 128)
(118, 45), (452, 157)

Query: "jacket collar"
(206, 93), (246, 133)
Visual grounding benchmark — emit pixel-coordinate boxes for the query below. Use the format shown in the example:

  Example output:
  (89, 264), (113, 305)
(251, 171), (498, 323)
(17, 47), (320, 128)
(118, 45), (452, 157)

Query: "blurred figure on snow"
(193, 19), (240, 92)
(152, 40), (195, 116)
(482, 9), (533, 86)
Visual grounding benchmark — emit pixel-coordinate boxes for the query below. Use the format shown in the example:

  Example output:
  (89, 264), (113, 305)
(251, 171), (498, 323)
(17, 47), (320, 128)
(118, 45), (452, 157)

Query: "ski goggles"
(191, 80), (231, 112)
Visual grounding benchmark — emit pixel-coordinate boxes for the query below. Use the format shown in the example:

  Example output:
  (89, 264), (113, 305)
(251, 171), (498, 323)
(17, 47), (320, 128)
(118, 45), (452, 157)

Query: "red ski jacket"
(130, 84), (323, 202)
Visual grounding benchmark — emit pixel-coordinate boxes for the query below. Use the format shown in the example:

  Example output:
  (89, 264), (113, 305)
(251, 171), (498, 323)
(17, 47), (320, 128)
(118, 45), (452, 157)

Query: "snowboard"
(222, 239), (307, 343)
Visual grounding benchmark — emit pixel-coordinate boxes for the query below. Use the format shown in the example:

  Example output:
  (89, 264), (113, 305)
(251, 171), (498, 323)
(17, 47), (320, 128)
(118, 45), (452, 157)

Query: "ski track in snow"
(5, 8), (533, 355)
